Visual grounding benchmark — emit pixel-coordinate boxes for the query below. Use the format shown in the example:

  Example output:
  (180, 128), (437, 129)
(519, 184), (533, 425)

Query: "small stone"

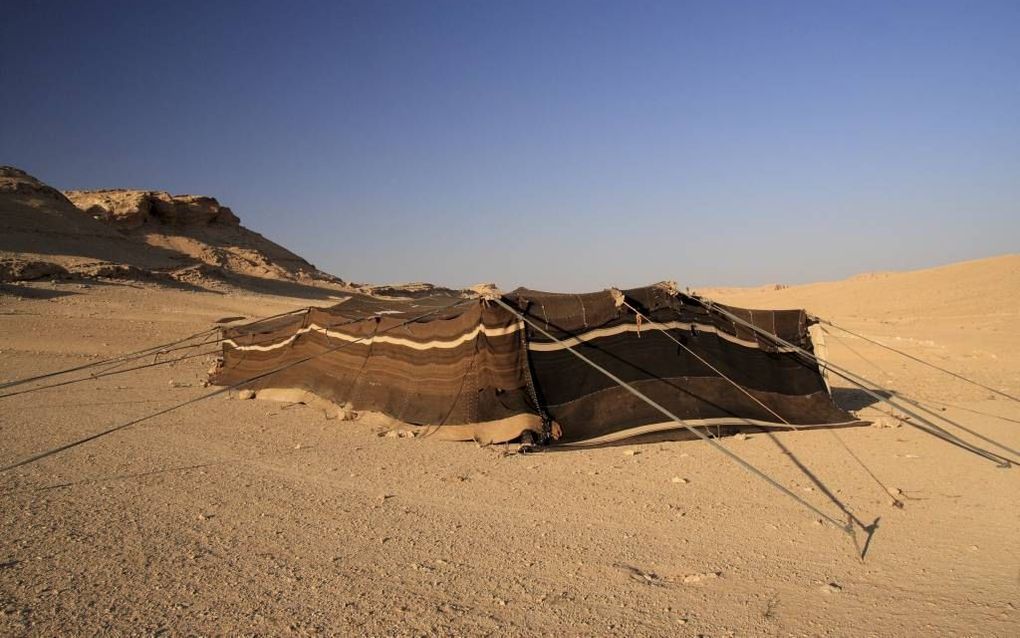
(337, 403), (357, 421)
(623, 450), (638, 456)
(821, 582), (842, 594)
(872, 417), (901, 429)
(672, 477), (689, 484)
(237, 389), (255, 400)
(733, 432), (748, 441)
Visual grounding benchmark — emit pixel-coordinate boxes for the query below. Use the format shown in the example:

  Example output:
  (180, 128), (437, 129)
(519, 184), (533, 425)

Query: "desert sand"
(1, 169), (1017, 636)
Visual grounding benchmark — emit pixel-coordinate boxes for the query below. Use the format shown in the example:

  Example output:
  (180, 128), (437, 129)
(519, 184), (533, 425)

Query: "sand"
(1, 256), (1018, 636)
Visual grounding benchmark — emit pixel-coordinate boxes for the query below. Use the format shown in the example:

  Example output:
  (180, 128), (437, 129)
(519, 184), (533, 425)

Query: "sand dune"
(702, 254), (1020, 320)
(705, 255), (1020, 407)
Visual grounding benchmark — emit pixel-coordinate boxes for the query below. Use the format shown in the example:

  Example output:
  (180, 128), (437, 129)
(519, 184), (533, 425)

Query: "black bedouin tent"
(2, 280), (1011, 537)
(210, 282), (862, 445)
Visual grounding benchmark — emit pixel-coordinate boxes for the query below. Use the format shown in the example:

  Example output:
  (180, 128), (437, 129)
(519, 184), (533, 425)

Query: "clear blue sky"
(2, 1), (1018, 290)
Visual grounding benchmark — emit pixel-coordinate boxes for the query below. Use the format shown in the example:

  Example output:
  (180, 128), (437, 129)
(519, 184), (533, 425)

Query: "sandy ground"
(1, 256), (1018, 636)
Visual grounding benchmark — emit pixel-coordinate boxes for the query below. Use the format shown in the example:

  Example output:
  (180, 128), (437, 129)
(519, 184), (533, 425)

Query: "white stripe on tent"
(526, 321), (796, 353)
(228, 318), (793, 354)
(225, 321), (525, 352)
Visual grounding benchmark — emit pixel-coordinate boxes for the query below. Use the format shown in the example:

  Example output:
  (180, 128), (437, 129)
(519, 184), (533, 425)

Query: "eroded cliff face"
(65, 190), (241, 229)
(62, 187), (331, 282)
(1, 167), (342, 289)
(2, 167), (491, 300)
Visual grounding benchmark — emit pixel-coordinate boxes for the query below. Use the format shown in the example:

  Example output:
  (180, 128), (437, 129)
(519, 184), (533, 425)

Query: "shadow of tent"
(830, 386), (888, 411)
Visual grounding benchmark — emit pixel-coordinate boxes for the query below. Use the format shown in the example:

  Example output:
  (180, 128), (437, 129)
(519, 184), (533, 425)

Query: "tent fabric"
(210, 284), (862, 445)
(507, 286), (858, 443)
(211, 294), (538, 433)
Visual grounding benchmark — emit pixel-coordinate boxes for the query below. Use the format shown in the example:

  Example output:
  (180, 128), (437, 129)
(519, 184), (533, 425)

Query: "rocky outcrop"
(1, 166), (344, 290)
(65, 190), (241, 229)
(0, 258), (69, 281)
(358, 282), (474, 299)
(1, 166), (74, 207)
(1, 166), (123, 239)
(61, 188), (332, 283)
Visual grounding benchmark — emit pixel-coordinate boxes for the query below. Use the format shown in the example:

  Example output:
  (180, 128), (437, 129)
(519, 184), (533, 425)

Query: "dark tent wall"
(508, 286), (859, 444)
(210, 284), (860, 445)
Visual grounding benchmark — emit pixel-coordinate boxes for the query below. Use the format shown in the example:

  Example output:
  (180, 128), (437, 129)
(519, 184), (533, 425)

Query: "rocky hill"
(65, 190), (242, 228)
(0, 166), (343, 291)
